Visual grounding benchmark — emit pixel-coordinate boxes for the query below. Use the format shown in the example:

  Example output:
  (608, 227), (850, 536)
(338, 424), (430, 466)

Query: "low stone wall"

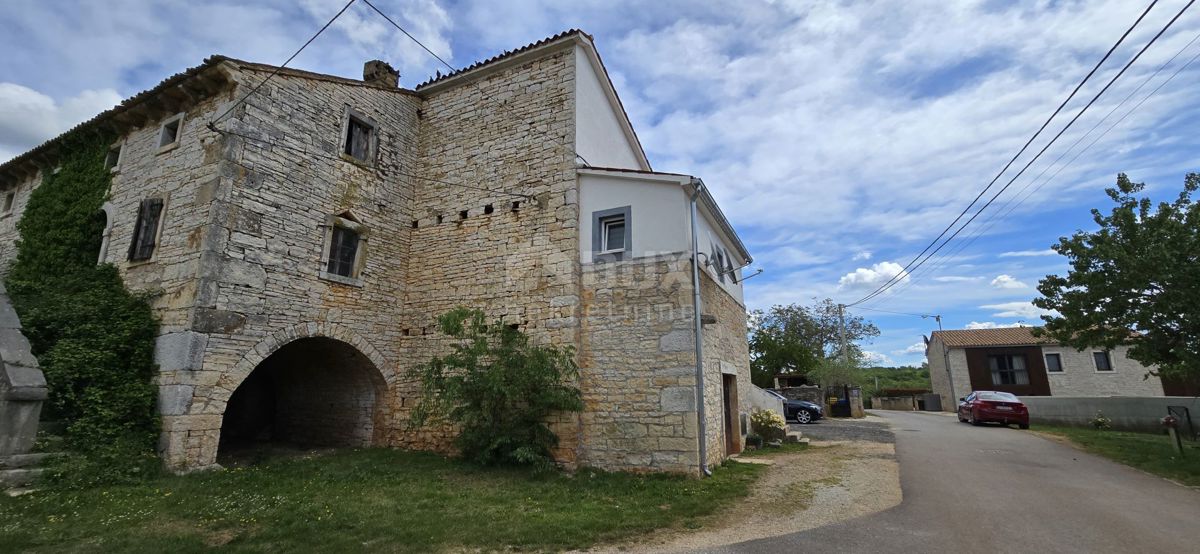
(874, 397), (918, 411)
(1020, 396), (1200, 433)
(776, 385), (823, 404)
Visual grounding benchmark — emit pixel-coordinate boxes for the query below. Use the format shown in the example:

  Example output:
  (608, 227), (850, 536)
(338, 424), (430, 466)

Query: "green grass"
(1035, 425), (1200, 486)
(0, 448), (764, 553)
(737, 442), (810, 457)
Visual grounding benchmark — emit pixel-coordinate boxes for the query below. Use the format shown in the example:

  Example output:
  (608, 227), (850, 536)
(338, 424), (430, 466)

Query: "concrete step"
(784, 431), (804, 443)
(0, 467), (43, 488)
(0, 452), (56, 469)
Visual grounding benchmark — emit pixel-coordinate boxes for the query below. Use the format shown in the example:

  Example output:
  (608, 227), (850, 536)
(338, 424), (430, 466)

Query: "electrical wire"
(848, 306), (936, 318)
(843, 0), (1161, 307)
(209, 0), (357, 127)
(850, 0), (1195, 307)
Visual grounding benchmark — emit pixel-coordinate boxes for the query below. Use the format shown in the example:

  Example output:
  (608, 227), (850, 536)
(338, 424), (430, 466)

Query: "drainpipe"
(688, 177), (710, 477)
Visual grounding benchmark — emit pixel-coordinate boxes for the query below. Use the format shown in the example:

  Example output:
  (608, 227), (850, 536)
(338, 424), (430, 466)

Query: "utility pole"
(837, 303), (851, 364)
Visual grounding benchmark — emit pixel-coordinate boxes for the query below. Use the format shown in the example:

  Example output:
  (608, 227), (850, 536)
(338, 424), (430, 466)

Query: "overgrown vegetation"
(1034, 425), (1200, 486)
(0, 448), (764, 552)
(409, 307), (583, 469)
(749, 299), (880, 388)
(5, 132), (160, 487)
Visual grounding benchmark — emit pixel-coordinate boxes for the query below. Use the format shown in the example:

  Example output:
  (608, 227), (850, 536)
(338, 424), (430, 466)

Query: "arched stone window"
(97, 202), (115, 264)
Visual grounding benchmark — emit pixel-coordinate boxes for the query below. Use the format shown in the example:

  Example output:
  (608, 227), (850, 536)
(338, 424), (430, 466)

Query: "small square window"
(158, 114), (183, 149)
(1045, 353), (1063, 372)
(344, 116), (374, 162)
(600, 216), (626, 253)
(1093, 351), (1113, 372)
(2, 191), (15, 214)
(104, 144), (122, 171)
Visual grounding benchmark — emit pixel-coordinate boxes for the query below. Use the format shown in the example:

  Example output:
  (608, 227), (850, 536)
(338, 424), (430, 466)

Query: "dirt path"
(588, 420), (902, 553)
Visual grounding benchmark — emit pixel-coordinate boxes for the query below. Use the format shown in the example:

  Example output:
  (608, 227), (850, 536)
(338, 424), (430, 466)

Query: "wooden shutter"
(128, 198), (163, 261)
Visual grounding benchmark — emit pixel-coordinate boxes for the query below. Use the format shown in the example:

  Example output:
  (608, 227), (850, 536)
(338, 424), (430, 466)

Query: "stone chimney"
(363, 60), (399, 88)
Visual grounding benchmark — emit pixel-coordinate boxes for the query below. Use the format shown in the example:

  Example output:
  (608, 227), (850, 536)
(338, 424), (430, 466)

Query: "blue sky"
(2, 0), (1199, 366)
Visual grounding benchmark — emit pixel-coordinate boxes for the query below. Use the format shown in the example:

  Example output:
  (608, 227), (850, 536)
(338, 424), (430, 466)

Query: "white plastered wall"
(578, 173), (687, 262)
(573, 45), (644, 170)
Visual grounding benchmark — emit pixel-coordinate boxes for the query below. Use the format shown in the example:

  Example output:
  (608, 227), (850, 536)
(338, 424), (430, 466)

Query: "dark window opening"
(1045, 353), (1063, 372)
(484, 204), (494, 214)
(436, 214), (444, 224)
(104, 145), (122, 170)
(344, 117), (373, 162)
(128, 198), (164, 261)
(988, 354), (1030, 385)
(159, 119), (181, 147)
(511, 201), (521, 211)
(1094, 351), (1112, 371)
(411, 220), (419, 229)
(326, 226), (360, 278)
(459, 210), (468, 220)
(2, 192), (14, 213)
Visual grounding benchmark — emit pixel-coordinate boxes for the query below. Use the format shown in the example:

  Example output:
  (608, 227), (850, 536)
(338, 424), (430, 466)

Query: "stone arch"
(208, 322), (395, 459)
(96, 202), (115, 264)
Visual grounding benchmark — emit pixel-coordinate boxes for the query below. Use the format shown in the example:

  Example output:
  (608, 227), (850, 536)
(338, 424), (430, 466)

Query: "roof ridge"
(414, 29), (589, 90)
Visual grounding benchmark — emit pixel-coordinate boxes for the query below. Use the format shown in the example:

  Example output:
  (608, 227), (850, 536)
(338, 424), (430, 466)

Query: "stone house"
(0, 30), (755, 475)
(926, 327), (1169, 409)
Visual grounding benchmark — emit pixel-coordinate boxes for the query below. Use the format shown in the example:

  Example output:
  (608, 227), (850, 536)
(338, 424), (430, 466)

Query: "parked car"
(766, 390), (824, 424)
(957, 391), (1029, 429)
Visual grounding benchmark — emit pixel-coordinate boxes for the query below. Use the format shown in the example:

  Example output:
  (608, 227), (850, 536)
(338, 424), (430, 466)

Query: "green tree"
(748, 299), (880, 388)
(1034, 173), (1200, 382)
(409, 307), (583, 470)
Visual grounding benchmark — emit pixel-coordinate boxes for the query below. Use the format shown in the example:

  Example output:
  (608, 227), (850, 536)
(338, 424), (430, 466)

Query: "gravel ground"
(791, 413), (896, 444)
(587, 416), (902, 553)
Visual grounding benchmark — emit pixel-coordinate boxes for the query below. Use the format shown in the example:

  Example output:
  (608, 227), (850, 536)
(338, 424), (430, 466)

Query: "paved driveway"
(711, 410), (1200, 553)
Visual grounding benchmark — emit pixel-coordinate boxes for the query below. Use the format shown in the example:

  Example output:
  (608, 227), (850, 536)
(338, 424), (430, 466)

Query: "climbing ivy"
(5, 132), (161, 487)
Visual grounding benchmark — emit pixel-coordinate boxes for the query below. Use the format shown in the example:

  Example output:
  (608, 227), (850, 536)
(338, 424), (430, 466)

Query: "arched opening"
(218, 337), (385, 460)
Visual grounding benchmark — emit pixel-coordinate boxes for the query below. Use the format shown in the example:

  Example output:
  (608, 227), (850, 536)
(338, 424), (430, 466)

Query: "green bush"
(409, 307), (583, 470)
(5, 132), (161, 487)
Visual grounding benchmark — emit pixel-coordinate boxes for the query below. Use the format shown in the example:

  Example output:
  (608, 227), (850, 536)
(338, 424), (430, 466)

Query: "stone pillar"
(0, 283), (47, 457)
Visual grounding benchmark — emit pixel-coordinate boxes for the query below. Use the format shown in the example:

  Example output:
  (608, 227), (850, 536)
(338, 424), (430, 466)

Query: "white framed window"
(1044, 352), (1063, 373)
(1093, 351), (1113, 372)
(591, 206), (631, 262)
(157, 113), (185, 152)
(988, 354), (1030, 385)
(340, 107), (378, 165)
(319, 213), (369, 286)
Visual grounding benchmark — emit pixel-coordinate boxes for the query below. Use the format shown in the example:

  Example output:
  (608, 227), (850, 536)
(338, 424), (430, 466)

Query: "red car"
(958, 391), (1029, 429)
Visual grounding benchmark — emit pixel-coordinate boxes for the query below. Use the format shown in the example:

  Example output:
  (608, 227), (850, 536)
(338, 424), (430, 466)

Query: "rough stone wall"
(928, 339), (969, 411)
(397, 48), (581, 458)
(578, 255), (699, 473)
(699, 271), (751, 466)
(1042, 344), (1163, 397)
(0, 173), (41, 271)
(158, 66), (424, 469)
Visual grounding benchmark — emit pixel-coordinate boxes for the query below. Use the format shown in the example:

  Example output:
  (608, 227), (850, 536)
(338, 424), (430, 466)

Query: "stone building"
(0, 30), (754, 474)
(926, 327), (1167, 409)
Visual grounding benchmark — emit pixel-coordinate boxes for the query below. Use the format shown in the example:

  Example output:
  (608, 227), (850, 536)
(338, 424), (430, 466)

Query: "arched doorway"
(218, 337), (385, 459)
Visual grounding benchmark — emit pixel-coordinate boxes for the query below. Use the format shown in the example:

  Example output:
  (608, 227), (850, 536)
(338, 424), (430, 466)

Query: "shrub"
(1090, 411), (1113, 430)
(744, 433), (764, 449)
(750, 409), (787, 443)
(409, 307), (583, 470)
(5, 132), (161, 487)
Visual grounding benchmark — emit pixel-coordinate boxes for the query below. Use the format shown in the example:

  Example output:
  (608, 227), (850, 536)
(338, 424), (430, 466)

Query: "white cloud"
(838, 261), (908, 290)
(990, 274), (1028, 290)
(852, 251), (872, 261)
(862, 351), (894, 366)
(895, 341), (926, 355)
(979, 301), (1055, 319)
(0, 83), (122, 161)
(933, 275), (981, 283)
(999, 249), (1058, 258)
(965, 321), (1025, 330)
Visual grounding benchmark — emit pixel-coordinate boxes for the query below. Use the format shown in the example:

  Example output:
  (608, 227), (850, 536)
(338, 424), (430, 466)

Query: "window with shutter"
(326, 226), (360, 277)
(128, 198), (164, 261)
(344, 117), (373, 162)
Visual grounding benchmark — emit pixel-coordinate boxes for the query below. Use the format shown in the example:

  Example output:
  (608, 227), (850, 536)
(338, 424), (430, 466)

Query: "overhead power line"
(847, 306), (937, 318)
(849, 0), (1194, 307)
(209, 0), (357, 127)
(843, 0), (1161, 307)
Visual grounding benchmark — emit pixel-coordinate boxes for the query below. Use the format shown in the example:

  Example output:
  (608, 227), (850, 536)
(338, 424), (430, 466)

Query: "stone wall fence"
(1020, 396), (1200, 434)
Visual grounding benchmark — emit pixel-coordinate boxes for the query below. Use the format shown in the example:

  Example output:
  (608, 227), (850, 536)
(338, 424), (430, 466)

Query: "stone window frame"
(591, 206), (631, 262)
(1092, 350), (1114, 372)
(318, 213), (369, 287)
(157, 112), (185, 154)
(1044, 352), (1063, 373)
(127, 193), (170, 265)
(98, 201), (115, 264)
(0, 187), (15, 218)
(339, 105), (379, 168)
(104, 140), (125, 173)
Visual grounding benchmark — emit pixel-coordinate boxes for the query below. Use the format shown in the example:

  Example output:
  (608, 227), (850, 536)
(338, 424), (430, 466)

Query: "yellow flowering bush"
(750, 409), (787, 443)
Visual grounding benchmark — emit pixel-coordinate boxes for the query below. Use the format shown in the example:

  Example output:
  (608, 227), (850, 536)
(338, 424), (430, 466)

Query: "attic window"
(341, 107), (377, 165)
(105, 143), (123, 172)
(157, 113), (184, 151)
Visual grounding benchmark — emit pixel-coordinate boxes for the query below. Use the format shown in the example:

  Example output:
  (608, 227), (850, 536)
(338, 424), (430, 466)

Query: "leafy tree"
(1034, 173), (1199, 382)
(749, 299), (880, 387)
(409, 308), (583, 470)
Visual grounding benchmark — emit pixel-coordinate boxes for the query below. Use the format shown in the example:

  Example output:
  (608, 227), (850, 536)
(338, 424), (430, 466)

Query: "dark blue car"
(767, 390), (824, 424)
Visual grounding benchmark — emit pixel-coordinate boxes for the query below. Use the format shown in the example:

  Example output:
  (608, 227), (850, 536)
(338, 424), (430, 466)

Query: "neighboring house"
(0, 30), (754, 475)
(926, 327), (1165, 410)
